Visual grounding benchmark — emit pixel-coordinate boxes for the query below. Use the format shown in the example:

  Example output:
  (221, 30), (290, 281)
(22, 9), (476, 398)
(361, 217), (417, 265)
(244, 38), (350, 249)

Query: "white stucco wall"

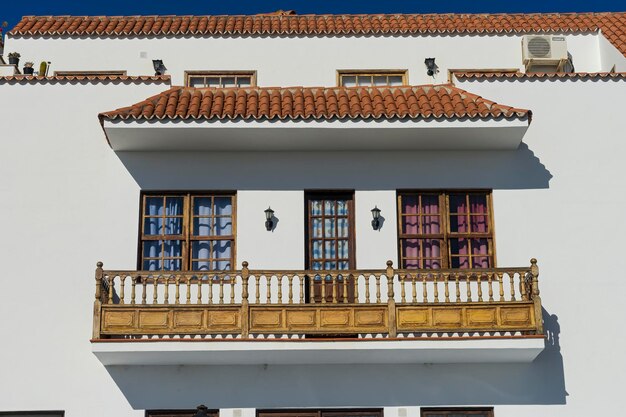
(0, 31), (625, 417)
(2, 32), (611, 86)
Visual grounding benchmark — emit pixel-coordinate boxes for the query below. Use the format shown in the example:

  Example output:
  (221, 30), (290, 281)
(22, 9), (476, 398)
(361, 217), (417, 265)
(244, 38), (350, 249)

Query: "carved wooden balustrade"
(93, 259), (543, 339)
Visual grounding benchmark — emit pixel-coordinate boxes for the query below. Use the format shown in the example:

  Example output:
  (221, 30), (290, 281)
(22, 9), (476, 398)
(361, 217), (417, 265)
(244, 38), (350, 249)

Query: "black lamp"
(264, 207), (275, 231)
(371, 206), (382, 230)
(192, 405), (210, 417)
(424, 58), (437, 76)
(152, 59), (167, 76)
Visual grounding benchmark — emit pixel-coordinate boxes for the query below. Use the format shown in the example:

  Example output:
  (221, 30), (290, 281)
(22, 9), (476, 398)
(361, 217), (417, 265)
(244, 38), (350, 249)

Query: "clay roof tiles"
(9, 13), (626, 56)
(454, 71), (626, 80)
(0, 74), (170, 84)
(99, 84), (530, 122)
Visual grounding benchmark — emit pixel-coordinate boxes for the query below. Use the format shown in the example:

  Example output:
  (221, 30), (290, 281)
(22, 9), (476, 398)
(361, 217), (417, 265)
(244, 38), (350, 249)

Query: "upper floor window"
(397, 191), (494, 269)
(140, 193), (235, 272)
(185, 71), (256, 88)
(338, 70), (407, 87)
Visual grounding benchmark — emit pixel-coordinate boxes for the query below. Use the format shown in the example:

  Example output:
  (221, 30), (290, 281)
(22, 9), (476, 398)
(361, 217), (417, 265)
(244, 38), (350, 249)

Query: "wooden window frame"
(304, 191), (356, 271)
(258, 409), (383, 417)
(138, 191), (237, 272)
(421, 408), (494, 417)
(184, 70), (257, 87)
(397, 190), (496, 269)
(53, 70), (127, 76)
(337, 69), (408, 87)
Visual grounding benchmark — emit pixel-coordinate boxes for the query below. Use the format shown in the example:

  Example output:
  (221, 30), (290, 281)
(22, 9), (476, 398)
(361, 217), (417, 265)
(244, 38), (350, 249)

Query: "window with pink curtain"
(398, 191), (493, 269)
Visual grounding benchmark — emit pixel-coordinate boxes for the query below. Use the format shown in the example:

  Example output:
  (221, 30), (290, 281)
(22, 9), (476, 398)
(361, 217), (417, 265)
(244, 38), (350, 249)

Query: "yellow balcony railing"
(92, 259), (543, 340)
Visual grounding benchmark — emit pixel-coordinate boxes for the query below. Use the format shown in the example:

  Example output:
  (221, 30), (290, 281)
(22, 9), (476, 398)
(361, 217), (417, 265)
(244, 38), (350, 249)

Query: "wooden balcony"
(92, 260), (543, 341)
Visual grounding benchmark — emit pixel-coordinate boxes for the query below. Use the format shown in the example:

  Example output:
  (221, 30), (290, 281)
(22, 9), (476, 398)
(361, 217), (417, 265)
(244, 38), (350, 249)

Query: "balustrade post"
(386, 260), (397, 338)
(92, 262), (104, 340)
(530, 258), (544, 335)
(241, 261), (250, 338)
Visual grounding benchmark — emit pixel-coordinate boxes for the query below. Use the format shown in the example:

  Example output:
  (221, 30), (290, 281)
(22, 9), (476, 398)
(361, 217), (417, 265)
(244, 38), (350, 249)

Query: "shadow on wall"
(115, 143), (551, 191)
(104, 308), (565, 409)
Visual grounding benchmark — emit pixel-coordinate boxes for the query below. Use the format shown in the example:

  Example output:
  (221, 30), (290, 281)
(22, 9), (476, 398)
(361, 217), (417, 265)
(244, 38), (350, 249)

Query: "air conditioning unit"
(522, 35), (568, 72)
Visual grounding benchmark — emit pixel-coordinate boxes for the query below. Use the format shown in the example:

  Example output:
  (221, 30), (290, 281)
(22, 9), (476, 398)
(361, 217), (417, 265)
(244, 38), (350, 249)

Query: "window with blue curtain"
(140, 193), (235, 271)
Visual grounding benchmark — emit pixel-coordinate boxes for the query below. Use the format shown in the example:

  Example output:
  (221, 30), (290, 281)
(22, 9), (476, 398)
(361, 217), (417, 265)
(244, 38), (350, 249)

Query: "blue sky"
(1, 0), (624, 33)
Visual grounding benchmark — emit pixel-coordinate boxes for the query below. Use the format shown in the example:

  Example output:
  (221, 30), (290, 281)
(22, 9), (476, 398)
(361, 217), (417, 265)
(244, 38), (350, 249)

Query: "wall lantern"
(424, 58), (437, 76)
(371, 206), (382, 230)
(264, 207), (275, 231)
(152, 59), (167, 76)
(192, 405), (210, 417)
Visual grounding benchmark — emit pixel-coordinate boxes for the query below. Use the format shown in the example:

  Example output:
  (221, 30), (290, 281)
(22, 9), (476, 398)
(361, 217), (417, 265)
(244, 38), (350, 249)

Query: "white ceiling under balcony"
(92, 337), (545, 366)
(102, 118), (530, 152)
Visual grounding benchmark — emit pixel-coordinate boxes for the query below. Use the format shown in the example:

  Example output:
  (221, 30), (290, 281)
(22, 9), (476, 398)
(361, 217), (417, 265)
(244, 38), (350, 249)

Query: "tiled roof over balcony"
(99, 85), (530, 122)
(9, 12), (626, 56)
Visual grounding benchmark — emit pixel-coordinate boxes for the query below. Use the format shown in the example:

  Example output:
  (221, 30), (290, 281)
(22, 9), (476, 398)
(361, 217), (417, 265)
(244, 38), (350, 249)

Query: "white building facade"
(0, 11), (625, 417)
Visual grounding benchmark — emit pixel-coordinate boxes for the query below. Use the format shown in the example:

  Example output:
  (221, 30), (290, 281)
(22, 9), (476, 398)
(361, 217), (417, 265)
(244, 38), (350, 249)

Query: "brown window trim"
(337, 69), (408, 87)
(397, 190), (496, 269)
(185, 70), (257, 87)
(138, 191), (237, 272)
(53, 70), (127, 76)
(421, 407), (494, 417)
(304, 191), (356, 271)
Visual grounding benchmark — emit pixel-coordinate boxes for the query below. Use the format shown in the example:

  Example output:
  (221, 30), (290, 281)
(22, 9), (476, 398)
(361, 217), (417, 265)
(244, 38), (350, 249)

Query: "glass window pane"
(213, 240), (232, 260)
(143, 240), (162, 259)
(469, 194), (488, 214)
(342, 75), (356, 87)
(213, 260), (231, 271)
(450, 215), (468, 233)
(165, 197), (183, 216)
(215, 216), (232, 236)
(237, 76), (251, 87)
(164, 217), (182, 235)
(423, 239), (442, 269)
(402, 215), (419, 234)
(312, 240), (323, 259)
(470, 214), (488, 233)
(206, 77), (220, 87)
(312, 218), (323, 237)
(337, 218), (348, 237)
(163, 240), (182, 258)
(449, 194), (468, 214)
(337, 200), (348, 215)
(194, 217), (213, 236)
(325, 219), (336, 237)
(388, 75), (404, 85)
(324, 241), (336, 258)
(338, 261), (349, 270)
(373, 75), (387, 86)
(144, 217), (163, 235)
(325, 261), (337, 269)
(324, 200), (335, 215)
(145, 196), (163, 215)
(194, 197), (213, 216)
(162, 258), (182, 271)
(338, 240), (349, 258)
(192, 240), (212, 260)
(221, 77), (236, 87)
(188, 76), (206, 87)
(311, 200), (322, 216)
(214, 197), (232, 216)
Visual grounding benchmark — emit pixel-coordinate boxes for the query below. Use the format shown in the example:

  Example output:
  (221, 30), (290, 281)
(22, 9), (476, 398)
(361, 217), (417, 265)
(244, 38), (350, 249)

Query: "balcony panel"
(102, 119), (529, 152)
(91, 260), (545, 365)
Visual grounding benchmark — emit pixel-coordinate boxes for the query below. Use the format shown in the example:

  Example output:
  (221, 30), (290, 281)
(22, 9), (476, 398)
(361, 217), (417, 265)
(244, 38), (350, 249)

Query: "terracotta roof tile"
(8, 13), (626, 57)
(99, 85), (530, 123)
(0, 74), (170, 84)
(454, 71), (626, 80)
